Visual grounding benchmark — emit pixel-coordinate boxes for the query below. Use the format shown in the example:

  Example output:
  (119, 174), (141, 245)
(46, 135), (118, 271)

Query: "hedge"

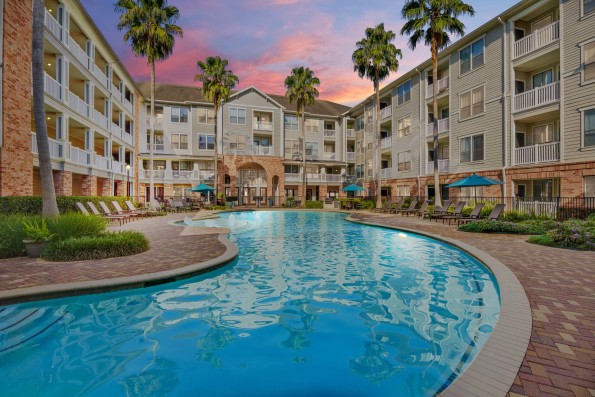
(305, 201), (324, 209)
(458, 220), (546, 235)
(0, 196), (132, 215)
(44, 231), (150, 261)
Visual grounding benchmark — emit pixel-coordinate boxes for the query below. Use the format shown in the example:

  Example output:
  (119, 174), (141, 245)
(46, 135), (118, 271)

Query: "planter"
(23, 240), (50, 258)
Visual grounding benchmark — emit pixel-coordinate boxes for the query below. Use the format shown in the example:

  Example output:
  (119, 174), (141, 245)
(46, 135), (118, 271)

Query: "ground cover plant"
(44, 231), (150, 261)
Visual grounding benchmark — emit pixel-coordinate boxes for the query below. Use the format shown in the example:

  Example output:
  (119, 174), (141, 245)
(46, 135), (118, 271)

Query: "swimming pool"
(0, 211), (500, 396)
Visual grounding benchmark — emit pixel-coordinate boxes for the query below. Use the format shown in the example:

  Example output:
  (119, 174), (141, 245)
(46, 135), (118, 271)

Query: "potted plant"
(22, 218), (53, 258)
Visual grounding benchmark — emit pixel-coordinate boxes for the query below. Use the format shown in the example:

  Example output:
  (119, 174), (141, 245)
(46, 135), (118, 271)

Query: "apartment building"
(0, 0), (138, 197)
(347, 0), (595, 201)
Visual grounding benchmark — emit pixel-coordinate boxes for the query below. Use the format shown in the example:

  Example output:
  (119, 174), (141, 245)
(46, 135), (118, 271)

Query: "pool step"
(0, 306), (67, 354)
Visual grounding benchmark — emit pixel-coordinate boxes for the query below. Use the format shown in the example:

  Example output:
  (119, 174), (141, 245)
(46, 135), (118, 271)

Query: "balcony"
(346, 129), (355, 139)
(44, 73), (62, 101)
(381, 136), (392, 150)
(426, 76), (449, 99)
(426, 118), (450, 137)
(323, 152), (336, 161)
(379, 106), (392, 120)
(284, 173), (301, 182)
(513, 20), (559, 60)
(146, 115), (164, 128)
(324, 129), (336, 138)
(69, 145), (90, 166)
(253, 146), (273, 156)
(94, 154), (111, 171)
(152, 143), (165, 152)
(514, 141), (560, 165)
(380, 168), (393, 179)
(92, 109), (109, 130)
(253, 120), (273, 131)
(426, 159), (449, 174)
(199, 170), (215, 182)
(172, 170), (199, 180)
(513, 82), (559, 113)
(283, 173), (343, 183)
(31, 132), (63, 159)
(346, 152), (355, 161)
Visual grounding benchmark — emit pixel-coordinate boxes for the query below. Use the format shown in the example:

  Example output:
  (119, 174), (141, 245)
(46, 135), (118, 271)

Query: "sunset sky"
(81, 0), (517, 106)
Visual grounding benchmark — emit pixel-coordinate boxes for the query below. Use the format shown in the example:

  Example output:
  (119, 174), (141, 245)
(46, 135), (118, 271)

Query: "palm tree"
(401, 0), (474, 207)
(195, 56), (239, 198)
(115, 0), (182, 210)
(352, 23), (402, 209)
(32, 0), (59, 216)
(284, 67), (320, 208)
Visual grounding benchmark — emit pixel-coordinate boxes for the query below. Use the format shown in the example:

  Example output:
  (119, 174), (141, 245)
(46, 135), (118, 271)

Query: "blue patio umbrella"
(446, 173), (503, 202)
(190, 183), (215, 192)
(342, 184), (366, 192)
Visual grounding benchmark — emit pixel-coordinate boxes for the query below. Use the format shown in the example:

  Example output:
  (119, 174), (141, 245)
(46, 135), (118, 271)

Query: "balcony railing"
(323, 152), (336, 160)
(66, 90), (90, 117)
(513, 20), (559, 59)
(153, 144), (165, 151)
(122, 97), (134, 115)
(146, 115), (164, 127)
(44, 9), (62, 40)
(253, 120), (273, 131)
(199, 170), (215, 182)
(111, 122), (123, 140)
(283, 173), (344, 183)
(380, 168), (393, 179)
(253, 146), (273, 156)
(172, 170), (199, 180)
(94, 154), (111, 171)
(346, 152), (355, 161)
(44, 72), (62, 101)
(381, 136), (392, 150)
(426, 117), (450, 137)
(31, 132), (63, 159)
(346, 129), (355, 138)
(514, 141), (560, 165)
(379, 106), (392, 120)
(426, 76), (449, 99)
(325, 174), (342, 182)
(426, 159), (449, 174)
(69, 145), (90, 166)
(92, 65), (108, 88)
(513, 82), (559, 113)
(324, 129), (336, 138)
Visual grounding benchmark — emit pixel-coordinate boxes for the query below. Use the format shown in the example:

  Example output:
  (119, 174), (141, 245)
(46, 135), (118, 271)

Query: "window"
(198, 160), (214, 170)
(585, 176), (595, 197)
(397, 80), (411, 105)
(533, 179), (553, 199)
(198, 134), (215, 150)
(532, 69), (553, 88)
(461, 186), (483, 198)
(397, 116), (411, 137)
(460, 133), (484, 163)
(460, 86), (484, 120)
(229, 135), (246, 151)
(284, 115), (298, 130)
(397, 151), (411, 171)
(533, 124), (555, 144)
(355, 116), (365, 131)
(460, 38), (484, 74)
(285, 164), (299, 174)
(356, 164), (365, 178)
(584, 109), (595, 147)
(585, 0), (595, 15)
(229, 107), (246, 124)
(285, 139), (301, 158)
(198, 108), (215, 124)
(583, 41), (595, 81)
(171, 107), (188, 123)
(305, 142), (319, 158)
(305, 119), (319, 133)
(143, 160), (166, 170)
(172, 161), (193, 171)
(396, 185), (411, 197)
(171, 134), (188, 149)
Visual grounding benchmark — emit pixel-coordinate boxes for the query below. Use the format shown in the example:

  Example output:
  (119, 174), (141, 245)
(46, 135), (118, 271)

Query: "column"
(53, 170), (73, 196)
(81, 175), (98, 196)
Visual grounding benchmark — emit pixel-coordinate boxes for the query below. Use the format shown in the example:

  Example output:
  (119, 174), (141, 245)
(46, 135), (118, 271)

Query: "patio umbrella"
(446, 173), (503, 202)
(190, 183), (215, 203)
(342, 184), (366, 192)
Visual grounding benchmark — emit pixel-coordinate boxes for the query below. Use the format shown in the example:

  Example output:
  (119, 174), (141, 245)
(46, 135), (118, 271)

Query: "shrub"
(46, 213), (107, 241)
(527, 234), (557, 247)
(305, 201), (323, 209)
(360, 200), (376, 210)
(0, 214), (38, 258)
(536, 221), (595, 251)
(22, 218), (53, 242)
(0, 196), (131, 215)
(502, 209), (552, 222)
(44, 231), (150, 261)
(458, 220), (545, 235)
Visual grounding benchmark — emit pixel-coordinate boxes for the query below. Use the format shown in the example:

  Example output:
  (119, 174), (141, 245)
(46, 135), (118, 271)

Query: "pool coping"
(0, 233), (239, 305)
(347, 215), (532, 397)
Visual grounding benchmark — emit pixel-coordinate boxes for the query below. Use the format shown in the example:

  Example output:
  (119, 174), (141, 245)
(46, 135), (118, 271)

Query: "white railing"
(92, 66), (108, 88)
(426, 76), (450, 99)
(284, 173), (302, 182)
(31, 132), (63, 159)
(44, 72), (62, 101)
(346, 152), (355, 161)
(111, 122), (123, 140)
(325, 174), (342, 182)
(426, 117), (450, 137)
(92, 109), (110, 130)
(112, 160), (126, 175)
(172, 170), (198, 180)
(44, 9), (62, 40)
(323, 152), (336, 160)
(381, 136), (392, 149)
(253, 120), (273, 131)
(67, 36), (90, 70)
(69, 146), (90, 166)
(513, 82), (559, 112)
(513, 20), (559, 59)
(380, 168), (393, 179)
(142, 170), (165, 179)
(514, 141), (560, 165)
(346, 129), (355, 138)
(146, 115), (164, 127)
(66, 90), (90, 117)
(426, 159), (449, 174)
(324, 129), (336, 138)
(122, 132), (134, 146)
(153, 143), (165, 151)
(122, 97), (134, 114)
(253, 146), (273, 156)
(94, 154), (111, 171)
(379, 106), (392, 119)
(198, 171), (215, 182)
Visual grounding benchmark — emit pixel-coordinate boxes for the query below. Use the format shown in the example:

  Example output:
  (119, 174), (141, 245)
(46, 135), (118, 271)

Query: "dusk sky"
(81, 1), (517, 106)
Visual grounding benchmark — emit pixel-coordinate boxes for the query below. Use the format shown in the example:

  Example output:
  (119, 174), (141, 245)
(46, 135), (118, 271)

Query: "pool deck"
(0, 210), (593, 397)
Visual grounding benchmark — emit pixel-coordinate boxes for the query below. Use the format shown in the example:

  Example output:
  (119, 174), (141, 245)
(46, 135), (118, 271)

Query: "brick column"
(99, 177), (111, 196)
(116, 180), (127, 196)
(81, 175), (98, 196)
(53, 171), (73, 196)
(319, 185), (328, 200)
(164, 183), (174, 198)
(0, 1), (33, 195)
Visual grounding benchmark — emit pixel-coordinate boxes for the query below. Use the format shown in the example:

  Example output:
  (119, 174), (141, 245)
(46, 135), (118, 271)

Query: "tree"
(284, 67), (320, 208)
(195, 56), (238, 198)
(32, 0), (59, 216)
(352, 23), (402, 209)
(115, 0), (182, 210)
(401, 0), (474, 207)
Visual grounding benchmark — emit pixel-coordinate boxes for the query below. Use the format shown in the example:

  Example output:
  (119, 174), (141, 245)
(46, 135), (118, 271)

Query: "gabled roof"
(268, 94), (350, 117)
(227, 86), (286, 109)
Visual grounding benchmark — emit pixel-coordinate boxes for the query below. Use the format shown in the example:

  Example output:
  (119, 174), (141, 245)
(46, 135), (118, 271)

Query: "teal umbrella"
(342, 184), (366, 192)
(446, 173), (503, 202)
(190, 183), (215, 192)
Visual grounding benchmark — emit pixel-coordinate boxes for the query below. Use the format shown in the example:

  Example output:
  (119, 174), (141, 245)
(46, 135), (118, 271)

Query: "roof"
(268, 94), (350, 117)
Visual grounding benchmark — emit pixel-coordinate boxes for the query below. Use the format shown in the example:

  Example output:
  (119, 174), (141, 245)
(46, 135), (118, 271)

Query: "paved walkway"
(0, 210), (593, 396)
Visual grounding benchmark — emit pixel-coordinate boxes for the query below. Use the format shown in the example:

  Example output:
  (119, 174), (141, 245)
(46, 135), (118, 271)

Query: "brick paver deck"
(0, 210), (593, 396)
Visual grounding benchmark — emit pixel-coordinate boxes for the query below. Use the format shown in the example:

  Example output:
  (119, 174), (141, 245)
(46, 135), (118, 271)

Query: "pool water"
(0, 211), (500, 396)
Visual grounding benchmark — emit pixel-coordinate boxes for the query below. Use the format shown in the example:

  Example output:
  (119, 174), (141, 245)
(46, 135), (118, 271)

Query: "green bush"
(46, 213), (107, 241)
(502, 209), (553, 222)
(44, 231), (150, 261)
(527, 234), (557, 247)
(0, 214), (38, 258)
(305, 201), (323, 209)
(535, 221), (595, 251)
(22, 218), (53, 242)
(360, 200), (375, 210)
(459, 220), (545, 235)
(0, 196), (131, 215)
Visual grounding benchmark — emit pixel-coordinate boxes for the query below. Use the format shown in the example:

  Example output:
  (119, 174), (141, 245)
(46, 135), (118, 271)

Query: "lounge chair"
(458, 203), (506, 225)
(405, 201), (428, 217)
(86, 202), (126, 225)
(98, 201), (132, 223)
(76, 201), (91, 216)
(112, 201), (142, 219)
(387, 198), (406, 213)
(393, 200), (418, 215)
(443, 202), (485, 225)
(421, 200), (452, 219)
(125, 200), (159, 216)
(372, 200), (392, 213)
(427, 201), (466, 222)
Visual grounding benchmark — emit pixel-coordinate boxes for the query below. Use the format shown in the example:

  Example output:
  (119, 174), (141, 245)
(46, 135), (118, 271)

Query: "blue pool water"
(0, 211), (500, 396)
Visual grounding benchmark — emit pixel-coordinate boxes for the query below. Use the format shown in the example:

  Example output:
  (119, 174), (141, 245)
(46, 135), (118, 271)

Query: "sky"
(80, 0), (518, 106)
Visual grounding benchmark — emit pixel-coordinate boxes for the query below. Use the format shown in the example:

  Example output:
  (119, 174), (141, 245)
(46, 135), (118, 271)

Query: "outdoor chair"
(86, 202), (126, 225)
(443, 203), (485, 225)
(372, 200), (392, 213)
(386, 198), (406, 214)
(458, 203), (506, 225)
(125, 200), (159, 216)
(404, 201), (428, 217)
(421, 200), (452, 219)
(112, 201), (143, 219)
(393, 200), (418, 215)
(427, 201), (466, 222)
(75, 202), (91, 216)
(99, 201), (132, 223)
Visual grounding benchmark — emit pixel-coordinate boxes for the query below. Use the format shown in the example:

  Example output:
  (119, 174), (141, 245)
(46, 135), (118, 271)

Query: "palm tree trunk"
(431, 38), (442, 208)
(149, 61), (156, 210)
(300, 106), (306, 208)
(213, 104), (218, 203)
(375, 79), (382, 209)
(33, 0), (59, 216)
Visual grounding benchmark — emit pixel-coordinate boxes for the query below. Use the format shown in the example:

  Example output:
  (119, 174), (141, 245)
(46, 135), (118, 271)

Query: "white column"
(84, 129), (94, 151)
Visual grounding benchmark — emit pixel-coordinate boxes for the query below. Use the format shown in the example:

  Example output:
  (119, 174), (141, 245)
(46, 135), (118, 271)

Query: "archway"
(238, 162), (268, 205)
